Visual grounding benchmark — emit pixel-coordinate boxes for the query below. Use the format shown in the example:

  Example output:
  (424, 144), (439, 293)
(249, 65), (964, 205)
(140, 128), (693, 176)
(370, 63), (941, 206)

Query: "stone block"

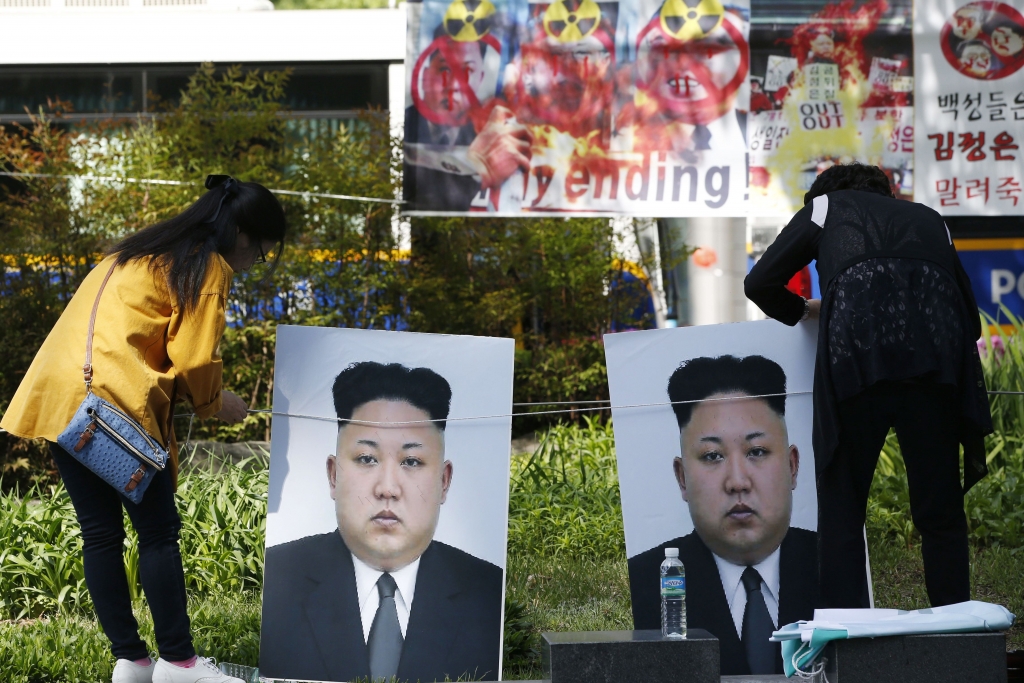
(821, 631), (1007, 683)
(541, 628), (719, 683)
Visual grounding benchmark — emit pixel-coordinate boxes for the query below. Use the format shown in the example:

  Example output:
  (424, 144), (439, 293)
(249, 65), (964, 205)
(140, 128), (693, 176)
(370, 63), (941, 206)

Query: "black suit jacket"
(627, 528), (818, 676)
(259, 532), (504, 682)
(403, 105), (482, 212)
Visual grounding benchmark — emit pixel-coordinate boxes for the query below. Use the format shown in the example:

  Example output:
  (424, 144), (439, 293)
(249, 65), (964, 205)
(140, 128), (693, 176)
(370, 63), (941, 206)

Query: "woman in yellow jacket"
(1, 176), (285, 683)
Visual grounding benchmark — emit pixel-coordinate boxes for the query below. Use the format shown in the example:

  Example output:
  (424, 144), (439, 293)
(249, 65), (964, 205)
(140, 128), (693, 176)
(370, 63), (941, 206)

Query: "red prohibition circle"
(509, 27), (617, 133)
(634, 12), (750, 125)
(940, 1), (1024, 80)
(411, 34), (502, 127)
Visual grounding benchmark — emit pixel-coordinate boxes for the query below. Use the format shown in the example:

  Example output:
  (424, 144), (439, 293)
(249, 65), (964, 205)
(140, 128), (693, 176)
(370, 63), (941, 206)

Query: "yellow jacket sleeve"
(166, 258), (231, 420)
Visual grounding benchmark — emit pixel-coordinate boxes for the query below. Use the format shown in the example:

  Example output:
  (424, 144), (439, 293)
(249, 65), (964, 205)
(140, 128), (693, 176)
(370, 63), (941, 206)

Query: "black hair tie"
(203, 174), (238, 224)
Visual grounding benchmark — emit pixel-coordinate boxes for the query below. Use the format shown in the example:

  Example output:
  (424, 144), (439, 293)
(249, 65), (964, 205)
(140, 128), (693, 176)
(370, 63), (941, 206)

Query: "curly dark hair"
(803, 163), (895, 205)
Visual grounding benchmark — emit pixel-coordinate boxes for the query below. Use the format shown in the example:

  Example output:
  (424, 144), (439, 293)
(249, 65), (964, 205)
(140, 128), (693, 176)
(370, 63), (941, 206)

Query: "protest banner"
(402, 0), (750, 216)
(916, 0), (1024, 214)
(748, 0), (914, 216)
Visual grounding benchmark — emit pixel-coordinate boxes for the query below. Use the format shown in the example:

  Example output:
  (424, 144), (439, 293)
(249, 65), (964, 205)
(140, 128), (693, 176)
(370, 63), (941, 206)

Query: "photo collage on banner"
(259, 326), (514, 683)
(748, 0), (915, 215)
(916, 0), (1024, 214)
(605, 321), (820, 676)
(402, 0), (750, 215)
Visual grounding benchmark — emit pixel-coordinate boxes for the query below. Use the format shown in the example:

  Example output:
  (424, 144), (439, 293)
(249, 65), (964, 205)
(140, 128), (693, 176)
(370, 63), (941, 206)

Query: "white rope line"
(173, 390), (812, 426)
(0, 172), (404, 205)
(5, 388), (1024, 434)
(267, 188), (403, 205)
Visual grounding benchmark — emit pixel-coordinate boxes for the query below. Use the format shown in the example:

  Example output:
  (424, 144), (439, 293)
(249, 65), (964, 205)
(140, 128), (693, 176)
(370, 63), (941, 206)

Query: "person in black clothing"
(629, 355), (817, 676)
(744, 163), (992, 610)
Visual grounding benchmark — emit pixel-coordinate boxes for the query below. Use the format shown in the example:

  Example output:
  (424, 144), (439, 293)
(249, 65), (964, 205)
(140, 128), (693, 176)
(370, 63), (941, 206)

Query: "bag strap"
(83, 262), (118, 393)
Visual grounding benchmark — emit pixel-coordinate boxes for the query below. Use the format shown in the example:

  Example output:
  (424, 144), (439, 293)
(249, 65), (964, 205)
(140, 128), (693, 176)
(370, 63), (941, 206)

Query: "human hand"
(467, 105), (533, 190)
(806, 299), (821, 320)
(215, 390), (248, 424)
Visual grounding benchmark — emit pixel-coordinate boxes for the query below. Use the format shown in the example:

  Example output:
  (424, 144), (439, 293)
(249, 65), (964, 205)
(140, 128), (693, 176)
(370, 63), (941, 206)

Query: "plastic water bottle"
(661, 547), (686, 639)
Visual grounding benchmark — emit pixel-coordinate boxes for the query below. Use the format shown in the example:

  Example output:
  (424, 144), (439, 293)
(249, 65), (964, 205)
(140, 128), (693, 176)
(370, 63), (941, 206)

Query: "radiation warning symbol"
(444, 0), (496, 42)
(659, 0), (724, 42)
(543, 0), (602, 43)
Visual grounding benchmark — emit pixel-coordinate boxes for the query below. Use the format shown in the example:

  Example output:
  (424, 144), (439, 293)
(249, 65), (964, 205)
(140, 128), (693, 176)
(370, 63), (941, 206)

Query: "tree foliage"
(0, 64), (650, 486)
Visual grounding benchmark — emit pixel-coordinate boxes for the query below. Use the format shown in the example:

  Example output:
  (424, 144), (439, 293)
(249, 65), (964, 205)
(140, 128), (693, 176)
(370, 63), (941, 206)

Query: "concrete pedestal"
(541, 629), (720, 683)
(822, 631), (1007, 683)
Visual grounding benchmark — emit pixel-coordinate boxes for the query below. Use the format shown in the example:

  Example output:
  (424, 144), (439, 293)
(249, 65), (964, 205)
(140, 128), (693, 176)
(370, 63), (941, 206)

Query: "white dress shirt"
(712, 547), (782, 639)
(351, 553), (421, 643)
(704, 110), (748, 152)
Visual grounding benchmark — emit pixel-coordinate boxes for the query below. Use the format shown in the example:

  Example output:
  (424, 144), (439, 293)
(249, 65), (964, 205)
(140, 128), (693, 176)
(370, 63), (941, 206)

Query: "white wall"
(687, 217), (749, 325)
(0, 8), (405, 64)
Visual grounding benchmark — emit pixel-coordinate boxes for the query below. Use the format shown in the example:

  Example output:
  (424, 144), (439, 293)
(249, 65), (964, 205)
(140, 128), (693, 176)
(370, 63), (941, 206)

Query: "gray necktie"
(693, 124), (712, 150)
(741, 566), (776, 675)
(367, 573), (403, 680)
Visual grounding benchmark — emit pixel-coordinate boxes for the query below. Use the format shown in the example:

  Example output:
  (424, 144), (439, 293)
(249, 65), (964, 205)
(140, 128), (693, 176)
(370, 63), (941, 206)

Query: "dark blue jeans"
(50, 442), (195, 661)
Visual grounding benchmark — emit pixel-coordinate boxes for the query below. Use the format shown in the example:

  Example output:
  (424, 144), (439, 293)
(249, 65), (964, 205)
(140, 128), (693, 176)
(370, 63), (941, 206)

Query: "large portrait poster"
(259, 326), (514, 683)
(916, 0), (1024, 214)
(402, 0), (749, 216)
(748, 0), (914, 216)
(605, 321), (818, 676)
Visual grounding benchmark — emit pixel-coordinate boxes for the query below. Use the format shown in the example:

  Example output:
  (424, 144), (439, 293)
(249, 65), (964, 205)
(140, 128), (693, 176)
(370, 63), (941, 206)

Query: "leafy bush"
(512, 340), (609, 436)
(867, 429), (1024, 549)
(0, 591), (262, 683)
(2, 420), (1023, 681)
(507, 417), (624, 559)
(0, 450), (267, 620)
(0, 480), (89, 620)
(866, 315), (1024, 549)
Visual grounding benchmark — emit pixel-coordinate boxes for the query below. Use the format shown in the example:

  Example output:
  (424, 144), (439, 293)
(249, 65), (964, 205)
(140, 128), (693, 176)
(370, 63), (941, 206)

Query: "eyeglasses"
(256, 244), (267, 265)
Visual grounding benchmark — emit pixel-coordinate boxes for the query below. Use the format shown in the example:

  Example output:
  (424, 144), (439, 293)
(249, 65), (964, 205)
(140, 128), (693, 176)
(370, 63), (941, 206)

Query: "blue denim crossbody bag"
(56, 264), (168, 504)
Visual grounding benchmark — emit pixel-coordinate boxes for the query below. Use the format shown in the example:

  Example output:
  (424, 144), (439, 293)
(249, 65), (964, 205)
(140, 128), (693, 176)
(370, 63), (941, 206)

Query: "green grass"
(502, 555), (632, 679)
(0, 592), (262, 683)
(868, 542), (1024, 651)
(0, 452), (267, 620)
(508, 418), (623, 559)
(2, 419), (1022, 681)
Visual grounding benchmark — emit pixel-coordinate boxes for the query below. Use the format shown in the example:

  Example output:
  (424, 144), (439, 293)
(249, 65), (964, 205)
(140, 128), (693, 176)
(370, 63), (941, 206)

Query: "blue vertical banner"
(955, 238), (1024, 319)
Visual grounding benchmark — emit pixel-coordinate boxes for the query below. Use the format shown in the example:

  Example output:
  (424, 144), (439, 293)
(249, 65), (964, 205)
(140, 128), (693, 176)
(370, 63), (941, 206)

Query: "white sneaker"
(152, 657), (243, 683)
(112, 658), (155, 683)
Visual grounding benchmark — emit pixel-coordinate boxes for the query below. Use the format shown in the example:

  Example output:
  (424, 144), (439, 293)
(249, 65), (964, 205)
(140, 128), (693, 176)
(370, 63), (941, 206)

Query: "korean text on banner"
(916, 0), (1024, 214)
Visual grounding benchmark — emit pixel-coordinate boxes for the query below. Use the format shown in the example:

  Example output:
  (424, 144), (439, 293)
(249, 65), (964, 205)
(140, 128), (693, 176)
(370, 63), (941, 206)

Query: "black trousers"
(817, 382), (970, 609)
(50, 442), (195, 661)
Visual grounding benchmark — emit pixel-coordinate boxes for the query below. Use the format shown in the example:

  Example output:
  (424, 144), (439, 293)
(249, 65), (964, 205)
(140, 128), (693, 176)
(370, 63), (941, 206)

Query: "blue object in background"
(954, 239), (1024, 321)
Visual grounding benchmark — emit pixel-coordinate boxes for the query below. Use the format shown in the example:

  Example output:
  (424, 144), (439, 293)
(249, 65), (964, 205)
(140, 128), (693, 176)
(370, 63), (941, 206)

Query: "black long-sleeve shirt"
(744, 190), (992, 489)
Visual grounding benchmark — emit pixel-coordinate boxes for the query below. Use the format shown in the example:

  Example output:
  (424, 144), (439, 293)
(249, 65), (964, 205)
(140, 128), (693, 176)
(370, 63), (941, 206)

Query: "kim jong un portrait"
(259, 326), (514, 683)
(605, 321), (822, 677)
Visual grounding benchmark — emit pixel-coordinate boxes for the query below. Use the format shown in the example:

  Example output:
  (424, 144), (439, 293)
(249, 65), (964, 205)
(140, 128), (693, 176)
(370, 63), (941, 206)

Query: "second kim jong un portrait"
(605, 320), (822, 677)
(259, 326), (514, 683)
